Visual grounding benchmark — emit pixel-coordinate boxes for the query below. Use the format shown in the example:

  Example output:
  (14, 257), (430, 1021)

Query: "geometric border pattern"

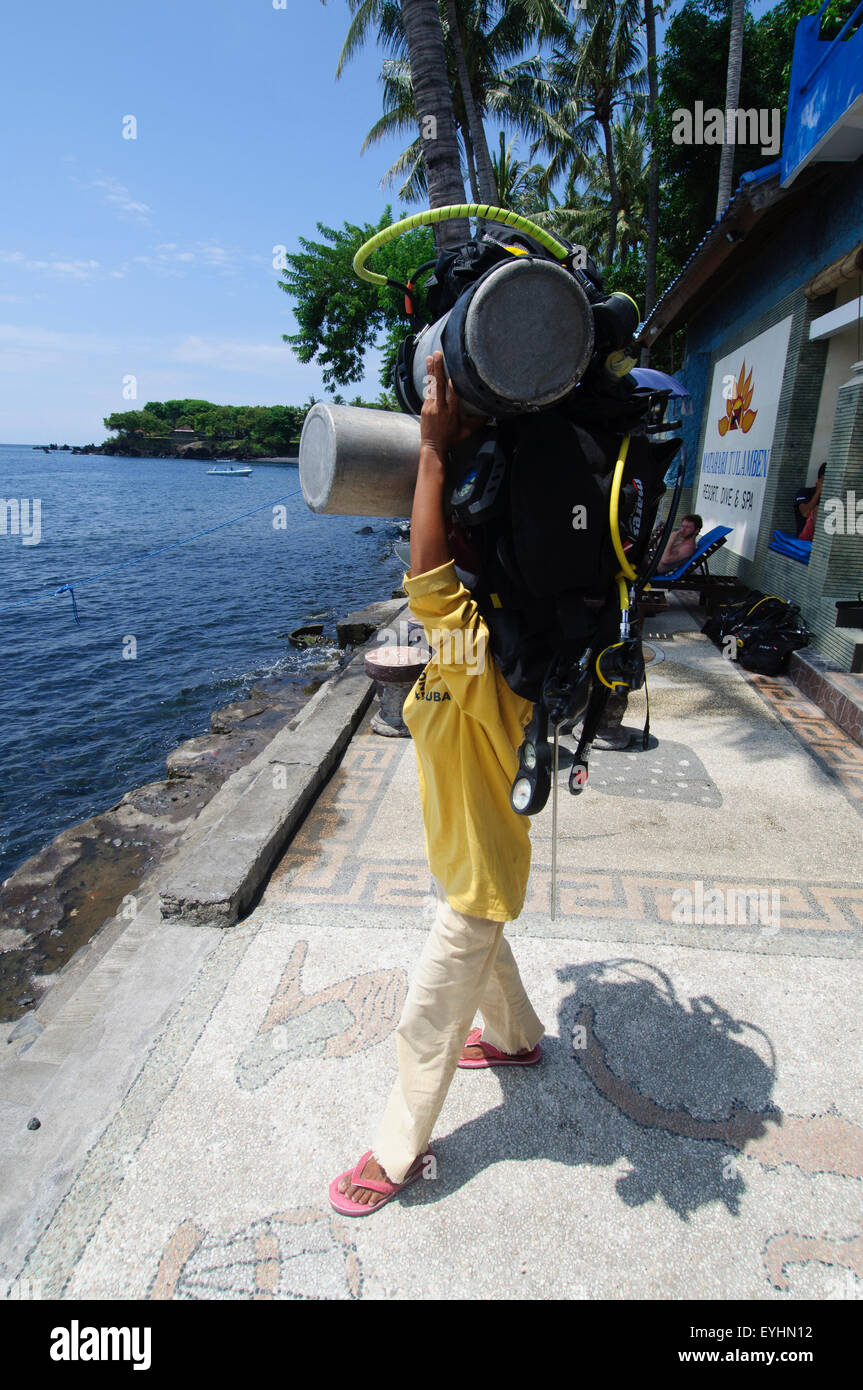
(739, 669), (863, 816)
(267, 736), (862, 935)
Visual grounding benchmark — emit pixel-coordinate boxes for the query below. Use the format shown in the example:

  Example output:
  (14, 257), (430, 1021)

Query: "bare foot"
(336, 1153), (420, 1210)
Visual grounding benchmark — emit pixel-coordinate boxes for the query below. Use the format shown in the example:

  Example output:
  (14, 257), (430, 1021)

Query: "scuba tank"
(300, 403), (420, 517)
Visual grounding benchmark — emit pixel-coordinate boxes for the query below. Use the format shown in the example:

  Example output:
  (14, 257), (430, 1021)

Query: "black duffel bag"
(736, 627), (810, 675)
(704, 591), (810, 674)
(702, 589), (764, 646)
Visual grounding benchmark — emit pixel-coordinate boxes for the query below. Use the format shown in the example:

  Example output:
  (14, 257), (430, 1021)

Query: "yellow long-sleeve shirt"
(402, 561), (533, 922)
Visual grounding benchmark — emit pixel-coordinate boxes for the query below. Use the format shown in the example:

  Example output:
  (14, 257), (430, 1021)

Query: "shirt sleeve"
(404, 561), (495, 714)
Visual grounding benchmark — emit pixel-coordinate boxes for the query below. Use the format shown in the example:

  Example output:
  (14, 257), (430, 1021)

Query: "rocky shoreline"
(0, 595), (404, 1025)
(0, 675), (328, 1023)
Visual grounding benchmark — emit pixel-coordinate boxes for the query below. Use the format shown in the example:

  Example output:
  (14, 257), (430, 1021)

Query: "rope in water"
(0, 487), (304, 624)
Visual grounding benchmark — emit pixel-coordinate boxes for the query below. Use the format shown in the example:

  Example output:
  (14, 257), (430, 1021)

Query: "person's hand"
(420, 351), (485, 460)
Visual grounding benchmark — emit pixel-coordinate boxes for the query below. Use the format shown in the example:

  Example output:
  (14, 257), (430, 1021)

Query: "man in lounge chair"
(329, 351), (544, 1216)
(656, 514), (703, 574)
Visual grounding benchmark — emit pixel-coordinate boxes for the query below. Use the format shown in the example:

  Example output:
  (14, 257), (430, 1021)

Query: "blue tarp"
(769, 530), (812, 564)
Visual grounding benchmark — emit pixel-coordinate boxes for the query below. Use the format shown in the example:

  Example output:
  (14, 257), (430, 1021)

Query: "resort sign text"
(695, 317), (793, 561)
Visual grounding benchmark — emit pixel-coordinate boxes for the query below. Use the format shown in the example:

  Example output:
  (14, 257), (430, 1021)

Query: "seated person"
(794, 462), (826, 538)
(656, 514), (702, 574)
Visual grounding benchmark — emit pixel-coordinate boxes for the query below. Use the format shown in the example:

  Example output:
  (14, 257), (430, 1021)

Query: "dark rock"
(288, 624), (326, 649)
(355, 526), (374, 535)
(27, 1117), (41, 1130)
(336, 598), (407, 649)
(210, 697), (273, 734)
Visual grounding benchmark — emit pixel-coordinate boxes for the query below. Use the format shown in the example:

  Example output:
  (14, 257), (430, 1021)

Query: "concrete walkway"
(2, 599), (862, 1300)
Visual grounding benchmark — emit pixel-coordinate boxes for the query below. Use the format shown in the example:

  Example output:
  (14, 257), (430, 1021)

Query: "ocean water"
(0, 445), (404, 881)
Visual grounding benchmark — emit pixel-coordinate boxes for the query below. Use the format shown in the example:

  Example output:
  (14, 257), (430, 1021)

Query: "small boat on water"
(208, 464), (252, 476)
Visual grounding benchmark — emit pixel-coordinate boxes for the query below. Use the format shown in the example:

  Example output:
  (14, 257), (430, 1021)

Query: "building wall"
(806, 286), (860, 478)
(672, 157), (863, 670)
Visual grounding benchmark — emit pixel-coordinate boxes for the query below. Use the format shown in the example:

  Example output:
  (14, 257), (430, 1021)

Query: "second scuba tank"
(299, 403), (421, 516)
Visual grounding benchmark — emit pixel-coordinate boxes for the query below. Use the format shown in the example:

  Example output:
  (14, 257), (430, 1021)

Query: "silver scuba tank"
(299, 403), (420, 517)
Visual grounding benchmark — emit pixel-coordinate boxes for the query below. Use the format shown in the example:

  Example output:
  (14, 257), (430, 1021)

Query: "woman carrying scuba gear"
(329, 351), (545, 1216)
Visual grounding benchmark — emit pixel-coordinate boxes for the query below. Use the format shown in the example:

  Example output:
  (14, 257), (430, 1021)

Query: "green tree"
(103, 409), (167, 436)
(538, 0), (645, 274)
(654, 0), (859, 280)
(279, 208), (435, 388)
(489, 130), (550, 211)
(641, 0), (667, 357)
(445, 0), (498, 201)
(578, 112), (648, 267)
(655, 0), (766, 273)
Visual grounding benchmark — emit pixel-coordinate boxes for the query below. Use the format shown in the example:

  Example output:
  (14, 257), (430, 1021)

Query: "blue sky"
(1, 0), (778, 444)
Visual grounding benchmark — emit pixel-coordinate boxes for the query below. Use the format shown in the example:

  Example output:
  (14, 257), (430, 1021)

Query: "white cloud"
(134, 242), (239, 275)
(87, 176), (151, 221)
(167, 335), (291, 371)
(0, 324), (114, 348)
(0, 250), (101, 279)
(0, 323), (118, 369)
(0, 324), (293, 376)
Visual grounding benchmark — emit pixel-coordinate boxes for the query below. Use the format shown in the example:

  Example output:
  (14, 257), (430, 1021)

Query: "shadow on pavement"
(404, 958), (779, 1222)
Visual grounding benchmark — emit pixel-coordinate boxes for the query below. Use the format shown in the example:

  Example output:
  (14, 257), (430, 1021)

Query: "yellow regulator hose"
(352, 205), (572, 286)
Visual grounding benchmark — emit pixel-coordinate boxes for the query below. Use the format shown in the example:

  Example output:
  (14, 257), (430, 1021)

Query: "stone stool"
(364, 645), (429, 737)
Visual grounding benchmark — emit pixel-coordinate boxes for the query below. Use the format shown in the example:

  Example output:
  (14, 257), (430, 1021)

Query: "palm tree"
(490, 130), (550, 209)
(541, 112), (646, 263)
(341, 1), (571, 208)
(537, 0), (645, 273)
(364, 54), (484, 202)
(641, 0), (660, 360)
(445, 0), (498, 202)
(716, 0), (745, 216)
(399, 0), (468, 242)
(363, 58), (429, 201)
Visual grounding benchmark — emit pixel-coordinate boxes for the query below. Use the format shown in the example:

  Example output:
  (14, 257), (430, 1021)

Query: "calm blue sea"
(0, 445), (404, 882)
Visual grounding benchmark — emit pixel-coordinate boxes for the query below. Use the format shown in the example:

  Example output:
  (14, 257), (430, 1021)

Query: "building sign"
(695, 316), (792, 560)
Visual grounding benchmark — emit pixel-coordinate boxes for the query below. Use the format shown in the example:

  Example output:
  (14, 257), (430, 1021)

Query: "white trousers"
(372, 894), (544, 1184)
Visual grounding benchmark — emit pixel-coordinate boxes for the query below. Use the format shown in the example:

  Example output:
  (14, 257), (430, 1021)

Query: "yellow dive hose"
(596, 440), (638, 691)
(352, 205), (572, 286)
(609, 435), (637, 582)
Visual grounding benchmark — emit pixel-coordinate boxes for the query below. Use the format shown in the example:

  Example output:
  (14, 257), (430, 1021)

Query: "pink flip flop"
(328, 1148), (432, 1217)
(457, 1026), (542, 1069)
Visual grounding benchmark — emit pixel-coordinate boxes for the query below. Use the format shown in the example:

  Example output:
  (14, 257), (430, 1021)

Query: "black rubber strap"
(641, 672), (651, 751)
(575, 680), (612, 765)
